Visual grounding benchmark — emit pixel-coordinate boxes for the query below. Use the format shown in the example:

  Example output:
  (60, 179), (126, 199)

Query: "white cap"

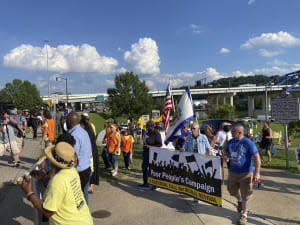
(82, 112), (89, 117)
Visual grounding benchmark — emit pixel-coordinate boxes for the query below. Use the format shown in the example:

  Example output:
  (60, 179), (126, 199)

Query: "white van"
(257, 115), (273, 122)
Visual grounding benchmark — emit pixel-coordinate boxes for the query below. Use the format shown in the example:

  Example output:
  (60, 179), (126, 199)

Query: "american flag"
(162, 84), (173, 134)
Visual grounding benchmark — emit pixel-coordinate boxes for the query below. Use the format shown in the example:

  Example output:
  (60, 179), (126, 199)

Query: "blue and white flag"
(164, 88), (195, 145)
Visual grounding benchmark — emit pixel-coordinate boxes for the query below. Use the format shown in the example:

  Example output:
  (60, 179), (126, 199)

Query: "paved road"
(0, 133), (299, 225)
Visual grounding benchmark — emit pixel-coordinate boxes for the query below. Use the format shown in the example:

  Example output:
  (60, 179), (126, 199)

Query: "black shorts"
(261, 138), (272, 150)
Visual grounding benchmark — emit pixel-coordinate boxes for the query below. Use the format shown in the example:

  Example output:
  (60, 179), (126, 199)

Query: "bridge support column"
(248, 96), (255, 117)
(223, 96), (226, 105)
(216, 96), (219, 108)
(230, 95), (234, 106)
(80, 103), (83, 111)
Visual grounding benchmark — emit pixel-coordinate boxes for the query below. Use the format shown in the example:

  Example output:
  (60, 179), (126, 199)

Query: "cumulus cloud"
(241, 31), (300, 49)
(254, 63), (300, 75)
(220, 48), (230, 54)
(4, 43), (118, 74)
(259, 49), (283, 57)
(248, 0), (255, 5)
(200, 68), (225, 81)
(231, 70), (254, 77)
(124, 37), (160, 74)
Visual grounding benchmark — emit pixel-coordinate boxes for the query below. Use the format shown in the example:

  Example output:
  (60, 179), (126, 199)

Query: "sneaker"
(237, 214), (247, 225)
(237, 201), (243, 213)
(138, 184), (150, 190)
(112, 171), (118, 176)
(111, 169), (115, 173)
(127, 167), (131, 170)
(151, 186), (160, 191)
(13, 162), (20, 168)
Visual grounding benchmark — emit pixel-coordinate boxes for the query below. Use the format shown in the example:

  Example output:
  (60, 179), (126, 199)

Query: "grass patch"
(260, 148), (300, 174)
(98, 143), (144, 182)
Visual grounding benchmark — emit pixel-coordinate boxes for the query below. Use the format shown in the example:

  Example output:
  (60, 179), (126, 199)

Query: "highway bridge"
(41, 85), (288, 117)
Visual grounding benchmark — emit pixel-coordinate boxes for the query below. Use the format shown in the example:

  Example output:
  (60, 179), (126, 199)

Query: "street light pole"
(56, 76), (68, 107)
(44, 40), (49, 97)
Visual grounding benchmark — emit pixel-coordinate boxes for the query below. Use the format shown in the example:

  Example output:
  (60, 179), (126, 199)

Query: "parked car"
(242, 117), (253, 122)
(200, 119), (249, 137)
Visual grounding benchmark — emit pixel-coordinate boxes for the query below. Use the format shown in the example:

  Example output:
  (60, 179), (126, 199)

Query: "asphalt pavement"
(0, 132), (300, 225)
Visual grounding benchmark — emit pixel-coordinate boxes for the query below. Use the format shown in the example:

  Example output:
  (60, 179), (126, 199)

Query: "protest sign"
(148, 147), (222, 207)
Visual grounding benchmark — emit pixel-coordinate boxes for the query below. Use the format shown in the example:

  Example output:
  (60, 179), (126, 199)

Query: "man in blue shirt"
(67, 112), (92, 204)
(177, 124), (192, 149)
(225, 123), (261, 225)
(180, 122), (212, 204)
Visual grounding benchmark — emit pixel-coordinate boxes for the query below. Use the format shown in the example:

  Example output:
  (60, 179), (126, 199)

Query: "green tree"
(106, 72), (152, 120)
(0, 79), (43, 110)
(212, 104), (235, 119)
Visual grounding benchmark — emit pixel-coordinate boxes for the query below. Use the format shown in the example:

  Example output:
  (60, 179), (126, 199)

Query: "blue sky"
(1, 0), (300, 95)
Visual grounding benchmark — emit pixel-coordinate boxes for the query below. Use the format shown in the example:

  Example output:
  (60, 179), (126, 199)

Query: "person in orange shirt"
(102, 118), (114, 169)
(121, 129), (133, 170)
(107, 124), (121, 176)
(41, 110), (55, 147)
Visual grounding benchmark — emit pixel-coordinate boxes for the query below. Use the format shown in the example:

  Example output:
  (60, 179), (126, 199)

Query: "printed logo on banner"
(148, 147), (222, 207)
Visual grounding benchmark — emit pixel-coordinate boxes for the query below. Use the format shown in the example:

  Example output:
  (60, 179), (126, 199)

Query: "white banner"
(295, 148), (300, 170)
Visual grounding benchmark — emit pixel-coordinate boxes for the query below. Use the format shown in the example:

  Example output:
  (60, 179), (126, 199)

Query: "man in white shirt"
(216, 122), (232, 149)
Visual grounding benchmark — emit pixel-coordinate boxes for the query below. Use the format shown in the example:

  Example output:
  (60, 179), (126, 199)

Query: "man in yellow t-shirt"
(20, 142), (93, 225)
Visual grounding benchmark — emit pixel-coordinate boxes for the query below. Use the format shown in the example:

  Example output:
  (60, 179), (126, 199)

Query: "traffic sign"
(271, 92), (300, 124)
(51, 95), (59, 104)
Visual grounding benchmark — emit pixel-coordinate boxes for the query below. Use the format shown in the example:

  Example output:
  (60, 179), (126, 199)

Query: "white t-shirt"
(216, 130), (232, 148)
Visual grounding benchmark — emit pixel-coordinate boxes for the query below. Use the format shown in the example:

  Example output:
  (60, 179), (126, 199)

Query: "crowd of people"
(0, 107), (272, 225)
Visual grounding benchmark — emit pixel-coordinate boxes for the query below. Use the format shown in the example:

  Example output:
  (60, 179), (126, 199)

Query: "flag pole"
(170, 78), (176, 114)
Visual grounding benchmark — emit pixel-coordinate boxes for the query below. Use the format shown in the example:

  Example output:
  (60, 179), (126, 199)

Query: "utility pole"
(265, 85), (268, 121)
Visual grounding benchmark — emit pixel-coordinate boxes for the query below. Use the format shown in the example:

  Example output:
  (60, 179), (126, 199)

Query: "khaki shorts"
(16, 136), (24, 149)
(0, 141), (20, 156)
(227, 172), (253, 201)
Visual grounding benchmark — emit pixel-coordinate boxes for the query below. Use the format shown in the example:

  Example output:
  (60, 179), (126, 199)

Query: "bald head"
(67, 112), (80, 130)
(231, 123), (244, 140)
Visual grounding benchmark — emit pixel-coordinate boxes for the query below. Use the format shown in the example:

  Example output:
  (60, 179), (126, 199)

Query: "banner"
(148, 147), (222, 207)
(295, 148), (300, 170)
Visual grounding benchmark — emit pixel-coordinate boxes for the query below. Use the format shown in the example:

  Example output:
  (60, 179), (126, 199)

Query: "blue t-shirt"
(225, 137), (258, 173)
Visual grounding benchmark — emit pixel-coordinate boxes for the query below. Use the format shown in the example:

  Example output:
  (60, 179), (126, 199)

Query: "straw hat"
(45, 142), (77, 169)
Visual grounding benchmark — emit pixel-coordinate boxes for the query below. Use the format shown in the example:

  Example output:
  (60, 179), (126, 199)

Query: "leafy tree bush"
(0, 79), (42, 110)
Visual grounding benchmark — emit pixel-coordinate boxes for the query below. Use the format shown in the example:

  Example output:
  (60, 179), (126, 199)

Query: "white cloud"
(259, 49), (283, 57)
(4, 43), (118, 74)
(220, 48), (231, 54)
(266, 59), (289, 66)
(105, 80), (115, 87)
(124, 37), (160, 74)
(248, 0), (255, 5)
(189, 24), (203, 34)
(254, 64), (300, 75)
(231, 70), (254, 77)
(241, 31), (300, 49)
(200, 68), (225, 81)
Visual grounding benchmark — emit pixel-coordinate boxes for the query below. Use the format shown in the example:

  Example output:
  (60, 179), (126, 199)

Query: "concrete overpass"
(41, 85), (288, 116)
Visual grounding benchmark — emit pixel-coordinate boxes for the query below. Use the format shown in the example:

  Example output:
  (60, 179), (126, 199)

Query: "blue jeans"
(142, 151), (149, 185)
(123, 152), (130, 168)
(108, 153), (118, 168)
(101, 146), (111, 169)
(83, 178), (90, 205)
